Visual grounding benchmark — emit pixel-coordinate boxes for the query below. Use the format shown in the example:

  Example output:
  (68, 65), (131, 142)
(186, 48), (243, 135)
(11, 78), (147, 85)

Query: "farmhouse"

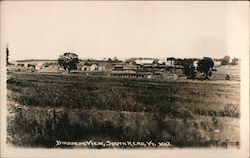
(35, 62), (44, 70)
(213, 60), (221, 67)
(80, 64), (105, 71)
(158, 59), (167, 65)
(91, 64), (99, 71)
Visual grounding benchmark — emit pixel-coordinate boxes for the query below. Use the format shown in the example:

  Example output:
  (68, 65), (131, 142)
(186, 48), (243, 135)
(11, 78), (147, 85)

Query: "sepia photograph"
(0, 1), (249, 158)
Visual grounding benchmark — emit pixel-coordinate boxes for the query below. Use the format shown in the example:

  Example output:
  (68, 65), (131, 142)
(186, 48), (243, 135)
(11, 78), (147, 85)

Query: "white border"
(0, 1), (249, 158)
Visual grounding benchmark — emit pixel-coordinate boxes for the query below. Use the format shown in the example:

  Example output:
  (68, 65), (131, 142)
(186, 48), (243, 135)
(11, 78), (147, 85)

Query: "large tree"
(58, 52), (79, 72)
(197, 57), (214, 80)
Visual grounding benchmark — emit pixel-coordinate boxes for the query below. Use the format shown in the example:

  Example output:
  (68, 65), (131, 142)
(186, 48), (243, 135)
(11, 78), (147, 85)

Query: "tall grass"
(7, 73), (240, 117)
(7, 73), (240, 148)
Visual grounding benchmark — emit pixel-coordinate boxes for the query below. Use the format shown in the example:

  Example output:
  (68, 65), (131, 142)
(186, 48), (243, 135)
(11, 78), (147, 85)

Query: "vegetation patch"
(7, 73), (240, 148)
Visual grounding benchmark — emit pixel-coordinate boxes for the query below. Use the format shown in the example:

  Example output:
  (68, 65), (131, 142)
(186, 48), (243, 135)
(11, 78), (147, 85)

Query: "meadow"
(7, 72), (240, 148)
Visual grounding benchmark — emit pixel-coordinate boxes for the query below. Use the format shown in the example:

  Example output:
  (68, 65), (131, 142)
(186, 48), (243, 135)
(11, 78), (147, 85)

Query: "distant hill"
(15, 59), (57, 62)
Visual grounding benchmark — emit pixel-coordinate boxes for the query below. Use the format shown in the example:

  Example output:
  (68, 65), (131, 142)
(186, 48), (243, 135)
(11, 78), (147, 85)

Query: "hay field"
(7, 72), (240, 148)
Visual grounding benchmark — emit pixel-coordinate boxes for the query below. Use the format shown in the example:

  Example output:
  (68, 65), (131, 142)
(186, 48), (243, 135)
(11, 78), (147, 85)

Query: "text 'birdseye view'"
(2, 1), (246, 150)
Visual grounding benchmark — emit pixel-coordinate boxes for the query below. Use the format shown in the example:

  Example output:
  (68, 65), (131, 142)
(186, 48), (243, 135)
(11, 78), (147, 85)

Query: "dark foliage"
(181, 59), (196, 79)
(58, 52), (79, 72)
(197, 57), (214, 80)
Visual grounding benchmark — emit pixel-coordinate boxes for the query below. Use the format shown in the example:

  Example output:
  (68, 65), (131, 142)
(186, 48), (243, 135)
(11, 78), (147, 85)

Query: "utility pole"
(6, 44), (10, 65)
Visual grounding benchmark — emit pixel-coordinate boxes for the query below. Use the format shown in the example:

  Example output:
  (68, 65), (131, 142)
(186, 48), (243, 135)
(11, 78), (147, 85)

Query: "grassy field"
(212, 65), (240, 81)
(7, 72), (240, 148)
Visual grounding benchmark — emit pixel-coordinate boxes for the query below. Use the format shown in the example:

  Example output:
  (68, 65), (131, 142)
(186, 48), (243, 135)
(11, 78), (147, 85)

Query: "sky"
(1, 1), (249, 60)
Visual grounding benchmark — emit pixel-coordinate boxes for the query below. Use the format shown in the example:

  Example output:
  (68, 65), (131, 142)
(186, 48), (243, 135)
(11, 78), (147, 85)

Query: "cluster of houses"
(81, 65), (106, 71)
(9, 57), (236, 80)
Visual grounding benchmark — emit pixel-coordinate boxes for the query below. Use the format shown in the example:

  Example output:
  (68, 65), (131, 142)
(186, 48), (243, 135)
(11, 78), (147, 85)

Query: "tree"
(231, 57), (239, 65)
(113, 56), (119, 62)
(58, 52), (79, 72)
(197, 57), (214, 80)
(181, 59), (196, 79)
(6, 44), (10, 65)
(221, 55), (230, 65)
(107, 58), (112, 62)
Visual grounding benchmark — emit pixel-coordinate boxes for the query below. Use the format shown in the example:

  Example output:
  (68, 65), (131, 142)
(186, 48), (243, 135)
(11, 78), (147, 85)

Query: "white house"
(193, 61), (199, 68)
(158, 59), (167, 65)
(135, 59), (154, 65)
(165, 61), (172, 66)
(81, 65), (88, 71)
(90, 64), (98, 71)
(24, 63), (29, 67)
(98, 66), (106, 70)
(214, 61), (221, 67)
(35, 62), (44, 70)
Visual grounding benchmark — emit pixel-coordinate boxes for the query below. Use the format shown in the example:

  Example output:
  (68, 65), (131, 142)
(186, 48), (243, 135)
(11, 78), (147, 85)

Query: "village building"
(98, 66), (106, 70)
(80, 64), (102, 71)
(113, 65), (124, 70)
(24, 63), (29, 67)
(90, 64), (98, 71)
(81, 65), (89, 71)
(111, 70), (153, 78)
(135, 59), (154, 65)
(193, 60), (199, 68)
(213, 60), (221, 67)
(123, 64), (137, 70)
(157, 59), (167, 65)
(35, 62), (44, 70)
(37, 65), (62, 73)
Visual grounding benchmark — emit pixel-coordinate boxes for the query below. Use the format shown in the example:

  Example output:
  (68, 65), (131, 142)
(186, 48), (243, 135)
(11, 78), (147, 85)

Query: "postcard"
(1, 1), (249, 158)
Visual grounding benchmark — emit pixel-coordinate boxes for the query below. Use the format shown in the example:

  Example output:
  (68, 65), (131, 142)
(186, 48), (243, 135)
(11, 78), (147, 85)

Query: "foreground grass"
(7, 73), (240, 148)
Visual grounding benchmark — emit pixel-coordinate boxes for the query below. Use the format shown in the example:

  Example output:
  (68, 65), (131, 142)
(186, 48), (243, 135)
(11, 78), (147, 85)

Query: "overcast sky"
(1, 1), (249, 60)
